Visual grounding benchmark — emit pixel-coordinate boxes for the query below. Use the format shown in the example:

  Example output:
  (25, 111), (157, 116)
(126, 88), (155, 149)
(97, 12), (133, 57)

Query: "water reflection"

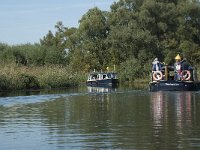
(175, 92), (192, 130)
(1, 88), (200, 149)
(0, 87), (87, 98)
(87, 86), (118, 93)
(150, 91), (199, 149)
(151, 91), (165, 127)
(151, 91), (193, 129)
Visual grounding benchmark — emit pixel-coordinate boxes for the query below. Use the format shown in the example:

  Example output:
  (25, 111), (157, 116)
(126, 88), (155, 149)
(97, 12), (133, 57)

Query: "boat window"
(92, 75), (97, 79)
(88, 74), (97, 80)
(97, 74), (103, 79)
(88, 75), (92, 80)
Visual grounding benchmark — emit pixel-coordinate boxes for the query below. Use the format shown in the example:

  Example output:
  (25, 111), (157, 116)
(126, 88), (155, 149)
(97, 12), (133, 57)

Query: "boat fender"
(153, 71), (163, 81)
(181, 70), (191, 81)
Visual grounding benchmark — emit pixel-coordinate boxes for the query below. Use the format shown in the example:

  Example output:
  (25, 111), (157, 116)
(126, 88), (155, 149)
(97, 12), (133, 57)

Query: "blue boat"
(149, 65), (200, 92)
(149, 80), (200, 92)
(86, 72), (119, 87)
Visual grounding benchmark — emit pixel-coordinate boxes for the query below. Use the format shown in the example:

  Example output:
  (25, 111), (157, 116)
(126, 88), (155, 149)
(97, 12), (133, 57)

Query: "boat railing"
(151, 65), (197, 82)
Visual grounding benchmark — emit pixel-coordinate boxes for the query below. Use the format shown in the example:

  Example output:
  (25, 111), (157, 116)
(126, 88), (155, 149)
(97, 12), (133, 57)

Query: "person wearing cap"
(174, 54), (182, 80)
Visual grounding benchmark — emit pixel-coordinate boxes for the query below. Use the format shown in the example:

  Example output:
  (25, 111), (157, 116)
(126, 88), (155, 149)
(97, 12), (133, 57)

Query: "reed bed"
(0, 64), (87, 91)
(1, 64), (199, 91)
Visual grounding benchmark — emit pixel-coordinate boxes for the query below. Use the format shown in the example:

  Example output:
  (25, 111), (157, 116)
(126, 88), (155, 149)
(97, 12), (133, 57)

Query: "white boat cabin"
(87, 72), (118, 81)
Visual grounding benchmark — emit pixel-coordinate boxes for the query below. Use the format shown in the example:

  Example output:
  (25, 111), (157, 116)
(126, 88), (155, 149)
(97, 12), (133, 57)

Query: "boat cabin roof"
(89, 72), (117, 75)
(88, 72), (118, 80)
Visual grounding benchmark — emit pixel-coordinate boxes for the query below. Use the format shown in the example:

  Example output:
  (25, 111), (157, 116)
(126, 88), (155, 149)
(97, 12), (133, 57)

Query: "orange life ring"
(153, 71), (163, 81)
(181, 70), (191, 81)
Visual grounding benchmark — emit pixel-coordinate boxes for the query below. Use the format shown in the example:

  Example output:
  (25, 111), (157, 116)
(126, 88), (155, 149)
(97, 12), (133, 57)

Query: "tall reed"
(0, 64), (87, 91)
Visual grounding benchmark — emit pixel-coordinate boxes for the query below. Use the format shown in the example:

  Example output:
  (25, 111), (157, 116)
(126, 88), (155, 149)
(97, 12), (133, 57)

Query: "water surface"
(0, 86), (200, 149)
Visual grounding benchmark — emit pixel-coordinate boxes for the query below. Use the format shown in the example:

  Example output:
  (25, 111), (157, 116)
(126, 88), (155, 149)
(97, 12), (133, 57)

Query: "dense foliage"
(1, 0), (200, 85)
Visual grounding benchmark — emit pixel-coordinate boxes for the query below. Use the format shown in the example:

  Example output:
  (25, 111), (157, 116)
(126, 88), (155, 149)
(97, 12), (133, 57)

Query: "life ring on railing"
(153, 71), (163, 81)
(181, 70), (191, 81)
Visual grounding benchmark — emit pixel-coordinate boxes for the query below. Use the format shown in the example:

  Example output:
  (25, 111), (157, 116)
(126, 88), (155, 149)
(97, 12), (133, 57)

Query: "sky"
(0, 0), (117, 45)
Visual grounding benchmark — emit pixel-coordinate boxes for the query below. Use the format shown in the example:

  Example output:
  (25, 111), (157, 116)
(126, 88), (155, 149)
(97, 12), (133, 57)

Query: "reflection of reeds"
(0, 64), (87, 91)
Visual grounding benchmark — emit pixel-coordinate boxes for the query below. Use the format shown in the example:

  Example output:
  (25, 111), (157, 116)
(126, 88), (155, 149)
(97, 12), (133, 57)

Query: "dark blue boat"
(149, 65), (200, 92)
(149, 80), (200, 92)
(86, 72), (119, 87)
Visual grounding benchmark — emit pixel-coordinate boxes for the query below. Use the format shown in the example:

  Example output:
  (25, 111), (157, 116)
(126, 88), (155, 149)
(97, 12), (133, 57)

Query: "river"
(0, 86), (200, 150)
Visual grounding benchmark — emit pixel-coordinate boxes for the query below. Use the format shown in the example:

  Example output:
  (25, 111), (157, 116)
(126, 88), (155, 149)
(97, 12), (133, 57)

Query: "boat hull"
(149, 80), (200, 92)
(86, 78), (119, 87)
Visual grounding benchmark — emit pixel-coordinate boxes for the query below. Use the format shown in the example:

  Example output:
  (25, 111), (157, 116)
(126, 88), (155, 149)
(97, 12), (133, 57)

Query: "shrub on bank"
(16, 73), (40, 90)
(0, 74), (11, 90)
(117, 58), (150, 83)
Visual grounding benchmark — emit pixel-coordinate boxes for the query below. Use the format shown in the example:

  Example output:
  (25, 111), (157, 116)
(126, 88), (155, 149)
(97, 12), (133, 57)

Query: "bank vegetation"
(1, 0), (200, 90)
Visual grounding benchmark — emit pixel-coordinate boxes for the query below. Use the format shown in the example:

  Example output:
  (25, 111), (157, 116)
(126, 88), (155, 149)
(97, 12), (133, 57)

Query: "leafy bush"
(118, 57), (150, 83)
(17, 74), (40, 90)
(0, 74), (11, 90)
(118, 57), (140, 82)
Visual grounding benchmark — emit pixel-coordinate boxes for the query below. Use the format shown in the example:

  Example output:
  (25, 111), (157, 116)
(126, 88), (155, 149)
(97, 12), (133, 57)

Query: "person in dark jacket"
(181, 58), (190, 71)
(181, 58), (193, 80)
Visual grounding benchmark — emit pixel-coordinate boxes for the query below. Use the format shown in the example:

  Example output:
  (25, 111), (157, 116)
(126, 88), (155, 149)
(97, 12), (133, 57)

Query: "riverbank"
(0, 64), (87, 91)
(0, 64), (149, 91)
(1, 64), (199, 91)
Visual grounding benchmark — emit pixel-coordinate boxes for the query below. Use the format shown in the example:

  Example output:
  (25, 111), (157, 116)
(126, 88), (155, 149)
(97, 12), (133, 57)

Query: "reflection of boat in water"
(87, 86), (117, 93)
(150, 91), (193, 130)
(86, 72), (119, 87)
(149, 65), (200, 92)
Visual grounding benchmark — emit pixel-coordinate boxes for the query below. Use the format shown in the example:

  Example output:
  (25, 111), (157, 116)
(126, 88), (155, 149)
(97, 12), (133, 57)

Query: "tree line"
(1, 0), (200, 82)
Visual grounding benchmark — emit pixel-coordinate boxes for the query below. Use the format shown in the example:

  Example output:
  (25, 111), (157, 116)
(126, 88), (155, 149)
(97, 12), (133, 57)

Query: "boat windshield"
(88, 74), (97, 80)
(88, 72), (118, 80)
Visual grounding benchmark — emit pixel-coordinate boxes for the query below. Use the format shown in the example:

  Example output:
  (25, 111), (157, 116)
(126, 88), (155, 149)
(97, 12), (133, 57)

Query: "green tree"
(177, 0), (200, 65)
(44, 45), (66, 65)
(78, 7), (110, 70)
(40, 30), (55, 47)
(0, 43), (15, 64)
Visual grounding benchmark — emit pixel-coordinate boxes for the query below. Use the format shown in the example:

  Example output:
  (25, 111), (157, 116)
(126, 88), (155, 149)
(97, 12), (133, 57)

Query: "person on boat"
(152, 58), (165, 81)
(152, 58), (162, 71)
(180, 58), (194, 81)
(174, 54), (182, 80)
(181, 58), (190, 71)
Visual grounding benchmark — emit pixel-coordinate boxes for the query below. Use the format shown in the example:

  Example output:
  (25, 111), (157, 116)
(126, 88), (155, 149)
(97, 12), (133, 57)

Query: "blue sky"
(0, 0), (116, 45)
